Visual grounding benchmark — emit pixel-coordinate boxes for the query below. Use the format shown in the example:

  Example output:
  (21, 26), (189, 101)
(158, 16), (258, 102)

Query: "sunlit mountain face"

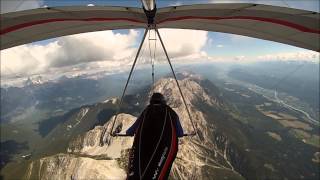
(0, 61), (319, 179)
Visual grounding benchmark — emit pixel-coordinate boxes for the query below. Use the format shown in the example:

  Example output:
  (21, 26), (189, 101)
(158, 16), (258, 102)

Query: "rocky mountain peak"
(24, 73), (244, 180)
(152, 72), (222, 108)
(68, 113), (135, 158)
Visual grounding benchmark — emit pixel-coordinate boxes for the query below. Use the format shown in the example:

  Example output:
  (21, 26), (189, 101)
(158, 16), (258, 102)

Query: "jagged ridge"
(23, 73), (254, 180)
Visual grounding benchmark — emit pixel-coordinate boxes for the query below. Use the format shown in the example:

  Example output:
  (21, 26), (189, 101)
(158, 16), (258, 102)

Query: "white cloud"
(257, 50), (320, 62)
(1, 0), (43, 14)
(1, 30), (139, 77)
(1, 29), (209, 78)
(228, 34), (255, 42)
(2, 27), (318, 79)
(156, 29), (208, 60)
(169, 1), (183, 6)
(87, 4), (95, 7)
(234, 55), (246, 61)
(48, 30), (138, 67)
(205, 50), (320, 64)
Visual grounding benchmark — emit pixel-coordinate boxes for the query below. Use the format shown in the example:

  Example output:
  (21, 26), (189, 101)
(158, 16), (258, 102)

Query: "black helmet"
(150, 92), (166, 104)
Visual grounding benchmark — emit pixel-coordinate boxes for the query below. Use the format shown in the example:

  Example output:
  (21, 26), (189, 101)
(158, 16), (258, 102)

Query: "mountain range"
(1, 72), (318, 179)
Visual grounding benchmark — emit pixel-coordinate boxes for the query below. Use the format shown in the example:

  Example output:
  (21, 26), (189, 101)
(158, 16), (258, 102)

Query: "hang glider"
(1, 3), (319, 51)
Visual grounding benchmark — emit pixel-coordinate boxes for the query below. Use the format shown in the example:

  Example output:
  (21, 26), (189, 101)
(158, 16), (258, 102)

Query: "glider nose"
(142, 0), (156, 11)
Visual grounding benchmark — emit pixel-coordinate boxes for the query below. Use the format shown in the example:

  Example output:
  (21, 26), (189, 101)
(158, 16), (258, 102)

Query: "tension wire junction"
(109, 27), (198, 140)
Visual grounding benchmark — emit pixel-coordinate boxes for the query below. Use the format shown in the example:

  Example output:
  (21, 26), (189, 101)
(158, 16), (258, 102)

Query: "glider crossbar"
(155, 28), (199, 139)
(109, 29), (149, 137)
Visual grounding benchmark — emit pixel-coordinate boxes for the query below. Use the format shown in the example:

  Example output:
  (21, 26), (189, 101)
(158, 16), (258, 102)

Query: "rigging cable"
(155, 28), (199, 139)
(271, 63), (305, 91)
(148, 29), (156, 89)
(263, 62), (318, 125)
(152, 29), (157, 89)
(109, 29), (149, 138)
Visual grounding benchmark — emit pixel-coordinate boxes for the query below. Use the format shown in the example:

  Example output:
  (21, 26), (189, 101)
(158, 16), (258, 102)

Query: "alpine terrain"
(3, 72), (319, 180)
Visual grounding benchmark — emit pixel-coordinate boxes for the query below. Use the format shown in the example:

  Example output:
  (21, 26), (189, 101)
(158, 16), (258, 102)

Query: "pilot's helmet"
(150, 92), (166, 104)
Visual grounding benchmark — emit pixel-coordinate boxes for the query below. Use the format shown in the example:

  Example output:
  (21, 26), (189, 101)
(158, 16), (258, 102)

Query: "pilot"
(126, 92), (184, 179)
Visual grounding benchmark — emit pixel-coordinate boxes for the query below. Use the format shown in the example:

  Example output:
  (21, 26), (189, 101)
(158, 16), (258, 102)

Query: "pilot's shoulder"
(166, 105), (178, 116)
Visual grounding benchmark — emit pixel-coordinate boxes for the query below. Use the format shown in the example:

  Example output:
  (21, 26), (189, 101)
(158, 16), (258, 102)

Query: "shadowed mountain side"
(0, 140), (29, 169)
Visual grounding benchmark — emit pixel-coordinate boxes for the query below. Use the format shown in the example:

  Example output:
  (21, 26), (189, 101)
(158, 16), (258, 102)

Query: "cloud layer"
(1, 30), (139, 77)
(257, 51), (320, 62)
(1, 26), (318, 79)
(48, 30), (138, 67)
(1, 29), (209, 77)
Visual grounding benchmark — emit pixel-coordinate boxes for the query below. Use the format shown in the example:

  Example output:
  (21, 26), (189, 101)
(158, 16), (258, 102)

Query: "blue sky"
(203, 32), (307, 57)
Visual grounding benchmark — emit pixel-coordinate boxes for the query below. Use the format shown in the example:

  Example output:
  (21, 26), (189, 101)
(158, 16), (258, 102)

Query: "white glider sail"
(1, 3), (319, 51)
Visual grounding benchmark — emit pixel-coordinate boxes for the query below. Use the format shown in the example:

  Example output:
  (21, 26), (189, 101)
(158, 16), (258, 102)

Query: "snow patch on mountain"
(103, 97), (118, 104)
(67, 107), (90, 131)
